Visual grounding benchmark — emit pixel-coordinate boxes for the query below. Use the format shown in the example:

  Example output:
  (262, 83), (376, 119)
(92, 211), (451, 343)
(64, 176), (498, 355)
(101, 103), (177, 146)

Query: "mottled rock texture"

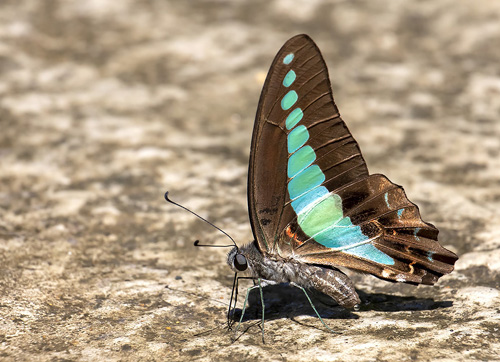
(1, 1), (499, 361)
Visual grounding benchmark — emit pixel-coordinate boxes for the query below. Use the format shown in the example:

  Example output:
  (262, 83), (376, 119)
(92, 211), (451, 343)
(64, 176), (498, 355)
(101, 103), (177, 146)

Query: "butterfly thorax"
(228, 241), (301, 285)
(227, 241), (361, 308)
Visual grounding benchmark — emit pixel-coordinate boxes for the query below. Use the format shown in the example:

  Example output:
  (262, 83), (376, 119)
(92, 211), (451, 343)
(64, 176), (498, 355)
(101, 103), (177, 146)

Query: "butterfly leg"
(256, 278), (265, 343)
(291, 283), (341, 334)
(227, 273), (238, 329)
(228, 276), (258, 330)
(233, 283), (261, 341)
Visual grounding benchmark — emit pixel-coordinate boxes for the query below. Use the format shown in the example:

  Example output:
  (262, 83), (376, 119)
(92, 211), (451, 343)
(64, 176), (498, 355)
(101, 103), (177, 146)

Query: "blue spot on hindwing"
(414, 227), (421, 241)
(427, 251), (435, 262)
(343, 243), (395, 264)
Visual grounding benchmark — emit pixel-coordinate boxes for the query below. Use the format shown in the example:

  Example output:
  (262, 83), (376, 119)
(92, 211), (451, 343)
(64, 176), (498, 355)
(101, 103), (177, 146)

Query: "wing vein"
(356, 203), (416, 226)
(264, 58), (325, 121)
(343, 184), (401, 217)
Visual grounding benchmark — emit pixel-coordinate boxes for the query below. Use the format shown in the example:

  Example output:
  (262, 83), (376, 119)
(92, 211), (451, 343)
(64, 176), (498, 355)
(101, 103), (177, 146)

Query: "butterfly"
(225, 34), (458, 336)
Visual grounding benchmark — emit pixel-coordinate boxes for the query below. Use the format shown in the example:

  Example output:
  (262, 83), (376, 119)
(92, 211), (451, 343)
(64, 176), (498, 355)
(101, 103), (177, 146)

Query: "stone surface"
(1, 0), (499, 361)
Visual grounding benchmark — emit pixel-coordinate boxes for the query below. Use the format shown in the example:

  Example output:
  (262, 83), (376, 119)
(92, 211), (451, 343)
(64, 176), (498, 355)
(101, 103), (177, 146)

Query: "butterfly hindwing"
(280, 174), (457, 284)
(248, 34), (457, 285)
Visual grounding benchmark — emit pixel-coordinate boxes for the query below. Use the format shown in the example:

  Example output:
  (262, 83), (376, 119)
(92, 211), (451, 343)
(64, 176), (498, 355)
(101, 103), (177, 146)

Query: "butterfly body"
(230, 34), (458, 315)
(228, 242), (360, 308)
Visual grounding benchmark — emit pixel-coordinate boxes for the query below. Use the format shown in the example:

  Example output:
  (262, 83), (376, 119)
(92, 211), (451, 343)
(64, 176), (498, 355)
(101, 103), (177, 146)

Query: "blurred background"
(1, 1), (499, 360)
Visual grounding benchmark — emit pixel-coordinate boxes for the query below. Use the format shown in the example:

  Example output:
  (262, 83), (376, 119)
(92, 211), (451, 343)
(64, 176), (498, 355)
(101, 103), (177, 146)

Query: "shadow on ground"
(230, 283), (454, 324)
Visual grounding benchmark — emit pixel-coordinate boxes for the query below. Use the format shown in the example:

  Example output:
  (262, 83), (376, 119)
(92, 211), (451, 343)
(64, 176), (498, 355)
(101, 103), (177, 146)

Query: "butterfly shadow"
(230, 283), (454, 325)
(230, 283), (359, 325)
(355, 289), (454, 313)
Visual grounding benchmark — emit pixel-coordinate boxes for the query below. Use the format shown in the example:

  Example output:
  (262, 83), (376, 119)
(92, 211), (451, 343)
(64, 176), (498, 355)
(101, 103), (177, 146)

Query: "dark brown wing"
(247, 34), (457, 285)
(248, 34), (368, 252)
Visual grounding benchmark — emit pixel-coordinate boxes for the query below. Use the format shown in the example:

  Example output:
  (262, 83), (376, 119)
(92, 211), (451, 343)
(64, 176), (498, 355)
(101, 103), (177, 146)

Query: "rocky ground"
(1, 0), (499, 361)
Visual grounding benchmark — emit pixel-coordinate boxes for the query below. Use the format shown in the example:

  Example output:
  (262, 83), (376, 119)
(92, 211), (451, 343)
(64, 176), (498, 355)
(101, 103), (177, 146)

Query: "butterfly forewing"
(248, 35), (368, 251)
(248, 34), (457, 285)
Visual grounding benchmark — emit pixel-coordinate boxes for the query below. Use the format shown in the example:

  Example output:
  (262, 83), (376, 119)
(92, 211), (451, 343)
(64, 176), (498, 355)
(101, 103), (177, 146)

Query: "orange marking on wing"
(286, 226), (303, 246)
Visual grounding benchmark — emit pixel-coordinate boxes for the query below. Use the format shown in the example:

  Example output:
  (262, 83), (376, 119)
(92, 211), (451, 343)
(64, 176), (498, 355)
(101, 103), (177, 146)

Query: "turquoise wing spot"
(281, 90), (298, 110)
(291, 186), (329, 215)
(315, 223), (367, 248)
(297, 194), (344, 236)
(397, 209), (404, 218)
(281, 62), (394, 266)
(414, 227), (421, 241)
(288, 164), (325, 200)
(287, 146), (316, 178)
(299, 197), (395, 265)
(285, 108), (303, 129)
(283, 70), (296, 87)
(283, 53), (294, 64)
(343, 244), (395, 264)
(287, 125), (309, 153)
(427, 251), (435, 261)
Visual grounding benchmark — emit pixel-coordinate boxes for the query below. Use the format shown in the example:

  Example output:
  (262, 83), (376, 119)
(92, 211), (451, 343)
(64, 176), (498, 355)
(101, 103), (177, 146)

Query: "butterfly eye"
(234, 254), (248, 271)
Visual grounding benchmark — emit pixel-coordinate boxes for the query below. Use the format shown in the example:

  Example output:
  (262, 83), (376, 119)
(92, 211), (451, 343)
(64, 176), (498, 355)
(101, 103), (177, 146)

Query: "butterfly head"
(227, 246), (248, 273)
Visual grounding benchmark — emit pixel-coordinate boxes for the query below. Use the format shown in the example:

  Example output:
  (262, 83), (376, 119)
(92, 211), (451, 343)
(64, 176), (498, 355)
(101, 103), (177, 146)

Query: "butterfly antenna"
(164, 191), (237, 248)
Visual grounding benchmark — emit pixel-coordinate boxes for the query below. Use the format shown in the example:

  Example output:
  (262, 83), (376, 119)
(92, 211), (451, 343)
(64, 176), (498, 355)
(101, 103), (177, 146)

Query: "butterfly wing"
(248, 34), (457, 285)
(248, 34), (369, 253)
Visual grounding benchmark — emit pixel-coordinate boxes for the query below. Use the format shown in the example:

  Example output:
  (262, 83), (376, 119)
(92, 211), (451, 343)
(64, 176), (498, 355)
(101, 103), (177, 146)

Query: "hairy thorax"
(228, 241), (308, 285)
